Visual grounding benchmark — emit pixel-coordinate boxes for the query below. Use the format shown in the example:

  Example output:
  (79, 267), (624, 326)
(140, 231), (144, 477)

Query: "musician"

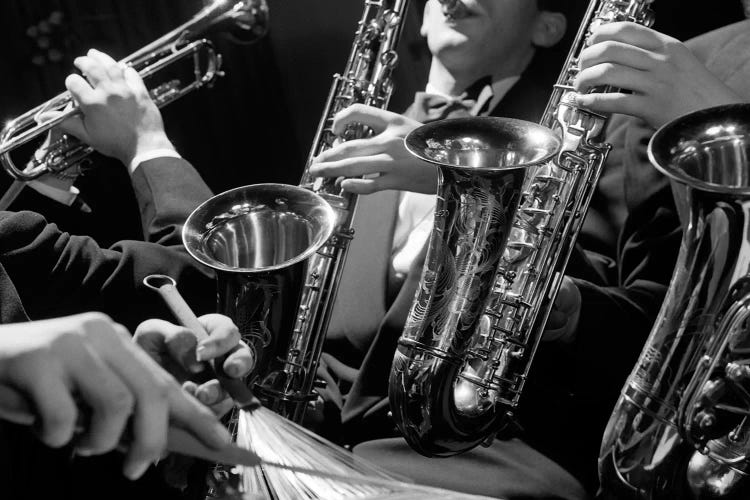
(311, 10), (750, 498)
(307, 0), (589, 498)
(0, 50), (252, 500)
(316, 0), (579, 395)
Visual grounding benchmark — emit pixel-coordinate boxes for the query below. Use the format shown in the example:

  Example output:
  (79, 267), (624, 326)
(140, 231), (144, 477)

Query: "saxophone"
(184, 0), (410, 423)
(598, 104), (750, 499)
(388, 0), (655, 457)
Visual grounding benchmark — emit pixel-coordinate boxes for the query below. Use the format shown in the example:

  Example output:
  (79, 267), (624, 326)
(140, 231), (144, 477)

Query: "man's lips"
(440, 0), (473, 20)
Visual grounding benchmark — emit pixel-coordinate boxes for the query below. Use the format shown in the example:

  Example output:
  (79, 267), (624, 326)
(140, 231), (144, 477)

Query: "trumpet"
(0, 0), (268, 183)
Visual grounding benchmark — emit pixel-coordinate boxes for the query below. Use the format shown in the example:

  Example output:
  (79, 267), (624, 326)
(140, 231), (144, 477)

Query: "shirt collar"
(425, 75), (521, 115)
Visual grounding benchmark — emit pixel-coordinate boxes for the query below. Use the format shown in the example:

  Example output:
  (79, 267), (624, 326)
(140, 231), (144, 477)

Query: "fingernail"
(225, 359), (246, 378)
(198, 385), (219, 405)
(124, 460), (150, 481)
(189, 361), (204, 374)
(195, 344), (211, 362)
(75, 447), (95, 457)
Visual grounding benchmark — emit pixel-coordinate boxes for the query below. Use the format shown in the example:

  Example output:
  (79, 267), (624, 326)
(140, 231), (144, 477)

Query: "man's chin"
(429, 35), (477, 59)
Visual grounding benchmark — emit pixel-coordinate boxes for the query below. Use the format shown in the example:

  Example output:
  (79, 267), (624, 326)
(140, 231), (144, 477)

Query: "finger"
(134, 319), (203, 375)
(91, 324), (170, 479)
(314, 137), (390, 164)
(221, 343), (254, 378)
(310, 154), (393, 179)
(575, 92), (648, 119)
(588, 21), (665, 51)
(546, 309), (567, 332)
(0, 384), (35, 426)
(339, 177), (390, 195)
(37, 110), (85, 139)
(87, 49), (124, 82)
(167, 388), (231, 450)
(194, 379), (225, 406)
(9, 361), (78, 448)
(65, 73), (97, 107)
(209, 398), (235, 418)
(74, 55), (109, 87)
(68, 346), (134, 455)
(574, 63), (651, 95)
(331, 104), (393, 135)
(579, 40), (659, 72)
(123, 66), (149, 98)
(195, 314), (240, 362)
(182, 380), (199, 397)
(543, 324), (568, 342)
(57, 115), (88, 142)
(166, 328), (203, 374)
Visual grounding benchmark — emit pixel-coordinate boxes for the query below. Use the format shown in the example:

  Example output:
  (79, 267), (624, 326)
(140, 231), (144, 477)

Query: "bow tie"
(408, 76), (494, 123)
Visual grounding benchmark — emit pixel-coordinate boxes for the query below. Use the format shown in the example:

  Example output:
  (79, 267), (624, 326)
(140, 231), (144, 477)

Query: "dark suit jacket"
(0, 156), (217, 500)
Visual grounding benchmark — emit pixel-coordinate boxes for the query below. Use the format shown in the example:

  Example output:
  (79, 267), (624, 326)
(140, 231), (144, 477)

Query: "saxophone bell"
(599, 103), (750, 499)
(182, 183), (336, 420)
(389, 117), (561, 456)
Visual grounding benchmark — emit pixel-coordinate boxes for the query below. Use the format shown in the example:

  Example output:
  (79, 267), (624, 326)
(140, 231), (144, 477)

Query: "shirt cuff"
(128, 148), (181, 175)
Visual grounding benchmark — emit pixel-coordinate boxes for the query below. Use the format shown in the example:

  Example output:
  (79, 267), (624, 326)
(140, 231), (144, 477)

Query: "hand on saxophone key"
(44, 48), (175, 171)
(0, 313), (232, 480)
(543, 276), (581, 344)
(309, 104), (439, 195)
(573, 22), (743, 129)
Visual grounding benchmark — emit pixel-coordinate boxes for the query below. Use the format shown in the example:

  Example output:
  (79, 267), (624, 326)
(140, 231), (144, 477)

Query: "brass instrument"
(0, 0), (269, 182)
(599, 103), (750, 499)
(388, 0), (655, 456)
(183, 184), (336, 420)
(184, 0), (410, 423)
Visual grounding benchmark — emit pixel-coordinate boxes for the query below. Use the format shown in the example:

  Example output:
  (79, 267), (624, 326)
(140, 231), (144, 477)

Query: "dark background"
(0, 0), (744, 245)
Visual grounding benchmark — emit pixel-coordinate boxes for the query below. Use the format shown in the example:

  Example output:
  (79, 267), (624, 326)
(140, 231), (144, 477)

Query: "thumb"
(37, 110), (89, 144)
(332, 104), (393, 136)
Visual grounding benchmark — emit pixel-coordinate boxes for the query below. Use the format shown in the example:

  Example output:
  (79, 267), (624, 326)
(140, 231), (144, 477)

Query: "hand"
(543, 277), (581, 344)
(58, 49), (174, 167)
(133, 314), (254, 418)
(0, 313), (230, 480)
(574, 22), (743, 129)
(308, 104), (438, 195)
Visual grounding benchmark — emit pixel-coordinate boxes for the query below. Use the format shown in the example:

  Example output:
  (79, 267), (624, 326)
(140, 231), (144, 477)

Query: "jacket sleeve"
(0, 158), (217, 330)
(570, 183), (681, 396)
(130, 156), (213, 244)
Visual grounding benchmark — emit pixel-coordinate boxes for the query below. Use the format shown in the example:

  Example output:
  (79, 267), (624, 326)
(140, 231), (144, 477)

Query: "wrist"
(123, 132), (178, 174)
(121, 131), (175, 168)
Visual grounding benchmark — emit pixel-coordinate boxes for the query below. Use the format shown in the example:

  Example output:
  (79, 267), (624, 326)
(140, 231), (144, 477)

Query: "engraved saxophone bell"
(599, 103), (750, 499)
(183, 183), (336, 421)
(388, 117), (561, 456)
